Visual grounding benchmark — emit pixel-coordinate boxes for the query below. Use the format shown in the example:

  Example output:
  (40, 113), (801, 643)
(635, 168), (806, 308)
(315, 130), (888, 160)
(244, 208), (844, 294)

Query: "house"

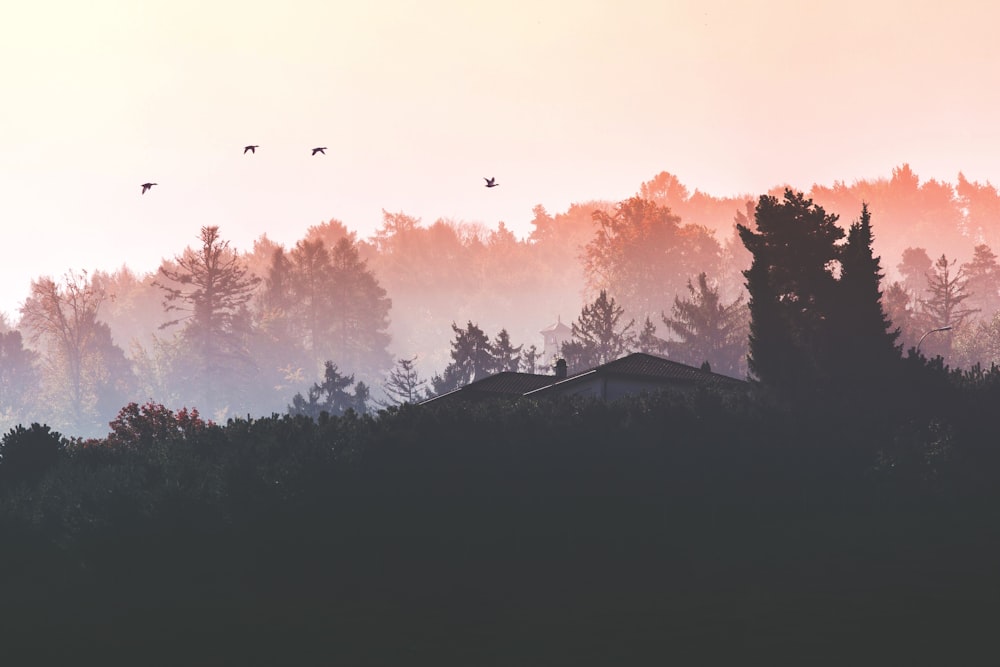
(423, 353), (747, 406)
(421, 370), (563, 406)
(524, 352), (747, 401)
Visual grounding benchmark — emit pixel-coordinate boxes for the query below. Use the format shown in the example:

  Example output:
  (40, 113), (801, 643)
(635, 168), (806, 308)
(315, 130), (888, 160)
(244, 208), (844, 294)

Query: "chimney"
(554, 358), (567, 379)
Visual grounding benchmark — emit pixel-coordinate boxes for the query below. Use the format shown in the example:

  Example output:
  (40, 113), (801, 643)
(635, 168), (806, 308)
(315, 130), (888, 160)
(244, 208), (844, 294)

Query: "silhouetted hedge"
(2, 382), (1000, 664)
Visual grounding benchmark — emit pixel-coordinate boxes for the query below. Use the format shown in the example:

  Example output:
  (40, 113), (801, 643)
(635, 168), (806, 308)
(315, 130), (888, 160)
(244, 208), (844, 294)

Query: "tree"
(0, 423), (64, 483)
(20, 270), (131, 434)
(585, 197), (720, 321)
(326, 237), (393, 377)
(380, 356), (427, 406)
(917, 254), (977, 360)
(883, 281), (917, 351)
(0, 330), (40, 431)
(662, 272), (748, 377)
(491, 329), (522, 373)
(289, 361), (369, 419)
(154, 226), (261, 415)
(636, 316), (667, 355)
(961, 244), (1000, 318)
(831, 203), (901, 389)
(738, 190), (843, 394)
(430, 321), (495, 395)
(561, 290), (635, 372)
(897, 247), (933, 299)
(520, 345), (541, 374)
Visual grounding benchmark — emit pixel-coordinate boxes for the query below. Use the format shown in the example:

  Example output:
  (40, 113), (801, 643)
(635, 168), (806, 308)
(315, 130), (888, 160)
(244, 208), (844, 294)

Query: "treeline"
(5, 166), (1000, 436)
(3, 363), (1000, 662)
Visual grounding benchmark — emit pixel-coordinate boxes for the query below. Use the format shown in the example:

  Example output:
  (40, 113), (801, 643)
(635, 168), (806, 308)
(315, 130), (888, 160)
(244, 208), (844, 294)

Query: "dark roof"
(597, 353), (745, 385)
(422, 371), (560, 405)
(524, 353), (747, 396)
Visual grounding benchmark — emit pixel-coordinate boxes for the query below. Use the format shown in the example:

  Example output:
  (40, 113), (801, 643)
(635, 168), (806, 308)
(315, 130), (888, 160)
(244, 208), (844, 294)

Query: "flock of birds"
(139, 146), (499, 194)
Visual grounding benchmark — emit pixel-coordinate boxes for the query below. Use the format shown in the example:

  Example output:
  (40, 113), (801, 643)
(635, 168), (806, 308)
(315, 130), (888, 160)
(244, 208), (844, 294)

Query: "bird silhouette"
(484, 177), (498, 188)
(311, 147), (327, 155)
(141, 182), (157, 194)
(244, 145), (259, 154)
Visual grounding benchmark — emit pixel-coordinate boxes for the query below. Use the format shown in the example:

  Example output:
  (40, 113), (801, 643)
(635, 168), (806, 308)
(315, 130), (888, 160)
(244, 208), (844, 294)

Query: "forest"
(5, 166), (1000, 661)
(4, 164), (1000, 437)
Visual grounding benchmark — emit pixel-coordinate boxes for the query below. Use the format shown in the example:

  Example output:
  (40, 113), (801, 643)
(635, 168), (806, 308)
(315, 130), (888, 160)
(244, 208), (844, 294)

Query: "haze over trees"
(3, 165), (1000, 432)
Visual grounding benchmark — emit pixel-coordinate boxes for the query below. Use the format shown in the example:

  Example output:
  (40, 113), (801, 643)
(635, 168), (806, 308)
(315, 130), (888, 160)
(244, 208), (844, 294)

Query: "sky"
(3, 0), (1000, 319)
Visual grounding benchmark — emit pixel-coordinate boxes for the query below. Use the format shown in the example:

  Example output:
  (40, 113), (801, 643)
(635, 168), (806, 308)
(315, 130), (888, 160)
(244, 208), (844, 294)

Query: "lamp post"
(916, 325), (953, 354)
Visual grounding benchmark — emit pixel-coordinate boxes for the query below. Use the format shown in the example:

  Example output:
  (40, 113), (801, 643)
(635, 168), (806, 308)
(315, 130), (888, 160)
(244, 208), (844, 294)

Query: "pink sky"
(2, 0), (1000, 318)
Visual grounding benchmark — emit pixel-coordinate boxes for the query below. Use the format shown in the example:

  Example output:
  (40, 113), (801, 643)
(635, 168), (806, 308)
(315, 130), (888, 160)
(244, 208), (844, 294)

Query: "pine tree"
(918, 254), (978, 359)
(662, 272), (748, 377)
(561, 290), (635, 372)
(832, 203), (901, 390)
(430, 321), (494, 395)
(491, 329), (522, 372)
(380, 355), (427, 406)
(636, 316), (667, 355)
(288, 361), (368, 418)
(154, 226), (261, 415)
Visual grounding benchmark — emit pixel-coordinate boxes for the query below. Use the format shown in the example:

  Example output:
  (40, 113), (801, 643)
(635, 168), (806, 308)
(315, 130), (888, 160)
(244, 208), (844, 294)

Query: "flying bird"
(484, 177), (498, 188)
(244, 145), (259, 154)
(311, 147), (327, 155)
(141, 182), (157, 194)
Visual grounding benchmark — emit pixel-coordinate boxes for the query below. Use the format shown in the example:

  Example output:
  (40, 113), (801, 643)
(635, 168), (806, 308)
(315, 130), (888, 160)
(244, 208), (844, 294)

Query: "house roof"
(524, 352), (747, 396)
(422, 371), (560, 405)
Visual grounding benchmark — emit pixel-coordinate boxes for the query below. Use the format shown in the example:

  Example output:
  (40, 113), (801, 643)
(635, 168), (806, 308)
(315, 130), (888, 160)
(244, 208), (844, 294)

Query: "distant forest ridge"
(3, 164), (1000, 437)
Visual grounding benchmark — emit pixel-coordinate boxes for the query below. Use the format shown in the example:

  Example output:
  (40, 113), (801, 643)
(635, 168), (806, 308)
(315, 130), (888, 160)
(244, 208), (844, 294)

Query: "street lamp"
(916, 325), (953, 354)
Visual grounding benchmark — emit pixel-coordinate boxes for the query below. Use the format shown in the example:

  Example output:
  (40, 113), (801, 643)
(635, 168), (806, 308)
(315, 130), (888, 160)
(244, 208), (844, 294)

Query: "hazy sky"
(3, 0), (1000, 318)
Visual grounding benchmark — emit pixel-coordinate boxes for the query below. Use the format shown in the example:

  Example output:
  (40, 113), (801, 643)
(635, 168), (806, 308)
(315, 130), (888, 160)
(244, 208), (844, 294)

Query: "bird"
(244, 145), (259, 154)
(484, 177), (498, 188)
(141, 182), (157, 194)
(311, 147), (327, 155)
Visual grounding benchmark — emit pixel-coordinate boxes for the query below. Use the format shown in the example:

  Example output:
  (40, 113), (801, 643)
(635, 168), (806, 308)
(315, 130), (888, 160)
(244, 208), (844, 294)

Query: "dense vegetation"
(6, 168), (1000, 662)
(3, 359), (1000, 664)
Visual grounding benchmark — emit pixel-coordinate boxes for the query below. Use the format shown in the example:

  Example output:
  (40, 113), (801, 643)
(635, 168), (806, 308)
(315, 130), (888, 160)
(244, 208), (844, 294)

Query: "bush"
(0, 423), (65, 483)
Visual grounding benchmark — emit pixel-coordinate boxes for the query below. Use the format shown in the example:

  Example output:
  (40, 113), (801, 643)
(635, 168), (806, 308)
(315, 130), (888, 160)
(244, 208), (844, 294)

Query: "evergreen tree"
(636, 316), (667, 355)
(380, 356), (427, 406)
(738, 190), (843, 394)
(662, 272), (748, 377)
(561, 290), (635, 372)
(155, 226), (261, 416)
(520, 345), (541, 374)
(288, 361), (368, 418)
(430, 321), (494, 395)
(491, 329), (522, 373)
(918, 254), (978, 359)
(832, 203), (901, 389)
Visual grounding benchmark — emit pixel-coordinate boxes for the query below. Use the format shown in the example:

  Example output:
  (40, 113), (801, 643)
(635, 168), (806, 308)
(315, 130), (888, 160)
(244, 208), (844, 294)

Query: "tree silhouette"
(918, 254), (977, 360)
(155, 226), (261, 415)
(831, 203), (900, 390)
(380, 356), (427, 406)
(739, 190), (843, 394)
(289, 361), (369, 418)
(662, 272), (748, 377)
(561, 290), (635, 372)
